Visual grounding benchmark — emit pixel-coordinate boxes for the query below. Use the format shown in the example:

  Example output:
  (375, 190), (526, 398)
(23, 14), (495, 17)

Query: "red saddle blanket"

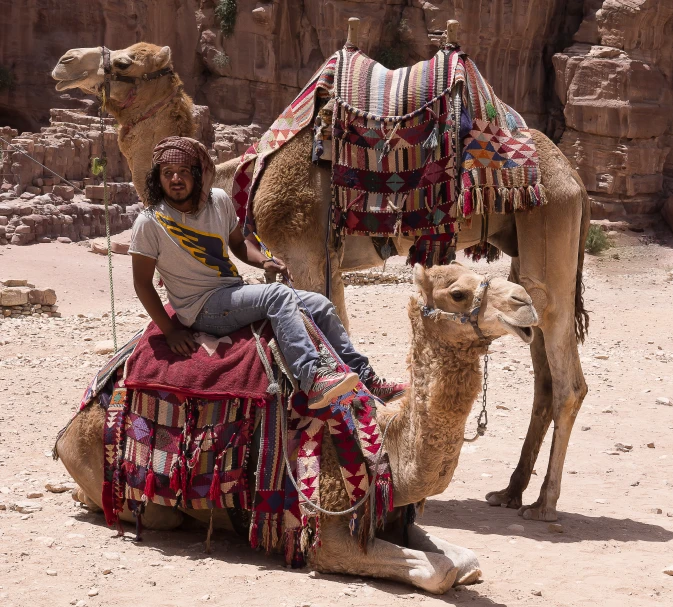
(124, 307), (274, 402)
(94, 310), (394, 566)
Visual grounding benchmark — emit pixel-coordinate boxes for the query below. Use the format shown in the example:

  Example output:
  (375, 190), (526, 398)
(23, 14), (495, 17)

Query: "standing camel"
(56, 263), (540, 593)
(52, 29), (589, 522)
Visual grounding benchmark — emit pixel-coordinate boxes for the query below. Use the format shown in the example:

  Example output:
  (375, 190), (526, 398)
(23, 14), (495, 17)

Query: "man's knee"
(265, 282), (297, 306)
(303, 292), (334, 317)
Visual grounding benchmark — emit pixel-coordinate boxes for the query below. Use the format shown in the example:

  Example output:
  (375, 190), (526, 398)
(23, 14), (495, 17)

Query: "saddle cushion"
(124, 307), (274, 401)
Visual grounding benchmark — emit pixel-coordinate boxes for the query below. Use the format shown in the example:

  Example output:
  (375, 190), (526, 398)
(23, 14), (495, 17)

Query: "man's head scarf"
(152, 136), (215, 211)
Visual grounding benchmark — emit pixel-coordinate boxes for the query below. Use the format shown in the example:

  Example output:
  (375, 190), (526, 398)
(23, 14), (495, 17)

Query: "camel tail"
(574, 178), (591, 343)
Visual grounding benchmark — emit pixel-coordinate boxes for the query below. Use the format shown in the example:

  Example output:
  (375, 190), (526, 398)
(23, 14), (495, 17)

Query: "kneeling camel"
(56, 263), (538, 594)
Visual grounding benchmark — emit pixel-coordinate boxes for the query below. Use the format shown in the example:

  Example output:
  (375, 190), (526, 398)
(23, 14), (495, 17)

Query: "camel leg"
(485, 253), (555, 509)
(485, 326), (553, 508)
(56, 404), (184, 530)
(518, 316), (586, 521)
(311, 518), (458, 594)
(502, 161), (586, 520)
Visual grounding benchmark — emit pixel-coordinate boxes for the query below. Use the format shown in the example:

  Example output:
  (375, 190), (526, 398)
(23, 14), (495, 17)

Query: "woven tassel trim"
(458, 183), (547, 218)
(464, 243), (502, 263)
(249, 512), (283, 554)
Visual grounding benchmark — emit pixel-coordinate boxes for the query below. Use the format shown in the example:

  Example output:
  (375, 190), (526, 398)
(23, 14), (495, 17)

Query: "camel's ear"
(413, 264), (434, 306)
(154, 46), (172, 70)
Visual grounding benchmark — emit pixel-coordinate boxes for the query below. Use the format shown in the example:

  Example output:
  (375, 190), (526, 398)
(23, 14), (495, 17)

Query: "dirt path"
(1, 235), (672, 607)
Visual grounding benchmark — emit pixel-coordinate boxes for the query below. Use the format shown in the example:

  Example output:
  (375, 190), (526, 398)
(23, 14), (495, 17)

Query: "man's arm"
(131, 254), (197, 356)
(228, 225), (293, 282)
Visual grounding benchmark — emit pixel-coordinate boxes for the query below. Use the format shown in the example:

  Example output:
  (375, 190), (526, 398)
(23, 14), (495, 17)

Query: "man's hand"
(263, 257), (293, 283)
(165, 328), (198, 357)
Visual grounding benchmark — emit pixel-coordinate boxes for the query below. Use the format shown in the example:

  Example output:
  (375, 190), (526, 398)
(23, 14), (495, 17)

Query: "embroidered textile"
(80, 329), (143, 410)
(231, 44), (546, 267)
(86, 312), (393, 565)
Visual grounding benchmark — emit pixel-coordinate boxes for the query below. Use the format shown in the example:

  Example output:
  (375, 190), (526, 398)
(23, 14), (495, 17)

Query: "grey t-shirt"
(129, 188), (243, 326)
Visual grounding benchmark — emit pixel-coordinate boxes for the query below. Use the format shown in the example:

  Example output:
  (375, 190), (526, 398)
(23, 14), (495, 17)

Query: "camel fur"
(56, 262), (538, 593)
(52, 42), (589, 522)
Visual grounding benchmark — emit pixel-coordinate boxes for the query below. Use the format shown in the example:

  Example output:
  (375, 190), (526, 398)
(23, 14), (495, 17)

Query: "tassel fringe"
(143, 469), (156, 501)
(422, 122), (439, 150)
(459, 183), (547, 218)
(208, 465), (221, 505)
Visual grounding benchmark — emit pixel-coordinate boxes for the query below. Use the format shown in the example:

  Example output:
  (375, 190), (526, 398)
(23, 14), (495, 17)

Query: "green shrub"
(215, 0), (238, 38)
(585, 225), (611, 254)
(0, 65), (13, 91)
(212, 51), (230, 71)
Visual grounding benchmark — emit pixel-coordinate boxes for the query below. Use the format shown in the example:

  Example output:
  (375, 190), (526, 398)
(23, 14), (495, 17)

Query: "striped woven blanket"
(232, 45), (546, 266)
(75, 316), (393, 566)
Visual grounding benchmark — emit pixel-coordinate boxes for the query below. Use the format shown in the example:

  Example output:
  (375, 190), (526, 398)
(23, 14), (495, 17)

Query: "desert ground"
(0, 227), (672, 607)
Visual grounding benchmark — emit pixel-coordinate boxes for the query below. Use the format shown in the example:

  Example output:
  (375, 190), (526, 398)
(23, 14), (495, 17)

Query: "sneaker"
(364, 372), (409, 403)
(307, 366), (359, 409)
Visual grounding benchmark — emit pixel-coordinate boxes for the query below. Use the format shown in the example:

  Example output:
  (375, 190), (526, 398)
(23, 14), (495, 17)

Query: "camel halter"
(419, 275), (492, 345)
(101, 46), (174, 100)
(419, 275), (491, 441)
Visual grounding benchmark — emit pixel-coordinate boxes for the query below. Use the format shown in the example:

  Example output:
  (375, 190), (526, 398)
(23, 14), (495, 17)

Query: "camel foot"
(485, 488), (522, 509)
(409, 552), (459, 595)
(71, 485), (102, 512)
(518, 503), (558, 522)
(456, 566), (482, 586)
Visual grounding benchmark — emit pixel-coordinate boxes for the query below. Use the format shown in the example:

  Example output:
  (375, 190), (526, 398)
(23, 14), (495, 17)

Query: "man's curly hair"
(144, 164), (212, 209)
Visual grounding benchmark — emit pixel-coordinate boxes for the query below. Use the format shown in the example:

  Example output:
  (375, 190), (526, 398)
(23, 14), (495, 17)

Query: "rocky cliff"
(554, 0), (673, 221)
(1, 0), (672, 228)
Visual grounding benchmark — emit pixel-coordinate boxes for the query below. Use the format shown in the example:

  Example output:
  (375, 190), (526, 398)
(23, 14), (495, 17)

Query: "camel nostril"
(511, 294), (531, 306)
(59, 56), (74, 65)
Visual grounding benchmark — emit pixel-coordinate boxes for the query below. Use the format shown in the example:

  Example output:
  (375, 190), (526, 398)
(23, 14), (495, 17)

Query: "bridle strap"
(101, 46), (174, 88)
(419, 275), (492, 344)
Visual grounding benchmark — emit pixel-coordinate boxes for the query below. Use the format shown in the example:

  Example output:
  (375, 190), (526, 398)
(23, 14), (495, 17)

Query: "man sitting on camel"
(128, 136), (407, 409)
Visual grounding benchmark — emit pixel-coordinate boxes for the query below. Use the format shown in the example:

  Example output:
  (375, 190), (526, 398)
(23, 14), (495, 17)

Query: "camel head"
(412, 262), (538, 346)
(51, 43), (173, 102)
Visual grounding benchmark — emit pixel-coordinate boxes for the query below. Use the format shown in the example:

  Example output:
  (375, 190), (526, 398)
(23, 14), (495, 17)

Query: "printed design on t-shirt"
(154, 211), (239, 278)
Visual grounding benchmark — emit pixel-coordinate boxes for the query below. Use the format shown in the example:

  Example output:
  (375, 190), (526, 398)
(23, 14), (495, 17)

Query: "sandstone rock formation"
(554, 0), (673, 224)
(1, 0), (672, 231)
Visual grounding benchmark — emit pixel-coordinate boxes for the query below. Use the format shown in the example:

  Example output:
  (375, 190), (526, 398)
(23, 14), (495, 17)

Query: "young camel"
(52, 43), (589, 522)
(55, 263), (538, 594)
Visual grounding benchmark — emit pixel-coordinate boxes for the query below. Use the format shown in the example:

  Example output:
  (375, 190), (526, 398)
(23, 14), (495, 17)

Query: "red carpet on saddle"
(124, 306), (275, 401)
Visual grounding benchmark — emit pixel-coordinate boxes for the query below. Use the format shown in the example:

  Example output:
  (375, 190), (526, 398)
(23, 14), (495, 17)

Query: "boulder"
(0, 287), (31, 306)
(28, 288), (57, 306)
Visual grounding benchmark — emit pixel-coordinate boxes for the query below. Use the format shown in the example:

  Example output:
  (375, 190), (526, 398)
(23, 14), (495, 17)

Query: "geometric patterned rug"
(231, 44), (546, 268)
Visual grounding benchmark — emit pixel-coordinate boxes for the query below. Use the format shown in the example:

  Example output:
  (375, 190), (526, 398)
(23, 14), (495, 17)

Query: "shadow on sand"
(418, 497), (673, 544)
(73, 509), (510, 605)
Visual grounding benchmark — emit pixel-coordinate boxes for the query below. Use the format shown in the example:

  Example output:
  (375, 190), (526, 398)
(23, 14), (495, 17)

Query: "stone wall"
(0, 279), (60, 318)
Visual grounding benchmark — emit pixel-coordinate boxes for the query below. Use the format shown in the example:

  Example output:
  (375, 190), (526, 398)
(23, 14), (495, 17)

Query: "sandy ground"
(1, 231), (672, 607)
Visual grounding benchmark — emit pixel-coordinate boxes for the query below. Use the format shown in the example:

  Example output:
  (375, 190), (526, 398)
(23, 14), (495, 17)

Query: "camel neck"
(386, 308), (487, 505)
(106, 78), (183, 127)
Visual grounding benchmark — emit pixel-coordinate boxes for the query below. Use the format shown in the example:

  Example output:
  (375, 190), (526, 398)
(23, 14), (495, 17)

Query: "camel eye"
(114, 60), (132, 70)
(450, 291), (466, 302)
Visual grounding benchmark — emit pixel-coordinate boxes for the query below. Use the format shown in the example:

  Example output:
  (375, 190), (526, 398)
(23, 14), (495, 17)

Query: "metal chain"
(476, 353), (488, 434)
(463, 352), (489, 443)
(99, 105), (118, 353)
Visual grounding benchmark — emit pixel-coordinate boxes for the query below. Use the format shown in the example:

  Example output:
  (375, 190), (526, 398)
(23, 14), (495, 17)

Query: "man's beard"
(164, 188), (195, 206)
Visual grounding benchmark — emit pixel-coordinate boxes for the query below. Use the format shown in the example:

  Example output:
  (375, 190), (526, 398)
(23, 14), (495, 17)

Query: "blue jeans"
(191, 283), (370, 393)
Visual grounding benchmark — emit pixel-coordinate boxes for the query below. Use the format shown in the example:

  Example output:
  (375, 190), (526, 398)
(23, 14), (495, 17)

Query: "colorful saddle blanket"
(232, 45), (545, 267)
(75, 310), (393, 566)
